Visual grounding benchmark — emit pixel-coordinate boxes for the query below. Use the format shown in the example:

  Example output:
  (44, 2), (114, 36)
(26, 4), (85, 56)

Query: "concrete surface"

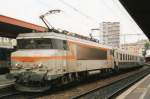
(117, 74), (150, 99)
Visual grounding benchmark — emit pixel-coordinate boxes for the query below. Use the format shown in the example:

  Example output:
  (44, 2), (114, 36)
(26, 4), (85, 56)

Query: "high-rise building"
(99, 22), (120, 47)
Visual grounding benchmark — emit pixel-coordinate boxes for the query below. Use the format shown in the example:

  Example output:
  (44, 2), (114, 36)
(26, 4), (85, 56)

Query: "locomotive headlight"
(13, 63), (22, 69)
(37, 64), (43, 68)
(15, 63), (19, 67)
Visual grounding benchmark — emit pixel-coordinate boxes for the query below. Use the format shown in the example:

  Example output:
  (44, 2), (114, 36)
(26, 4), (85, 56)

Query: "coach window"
(127, 55), (129, 60)
(120, 54), (122, 60)
(128, 55), (129, 60)
(135, 56), (136, 61)
(123, 54), (125, 60)
(124, 54), (126, 60)
(116, 52), (118, 59)
(130, 55), (131, 60)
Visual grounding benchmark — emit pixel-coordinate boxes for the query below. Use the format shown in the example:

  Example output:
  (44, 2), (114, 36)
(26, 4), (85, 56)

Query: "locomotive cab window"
(17, 38), (68, 50)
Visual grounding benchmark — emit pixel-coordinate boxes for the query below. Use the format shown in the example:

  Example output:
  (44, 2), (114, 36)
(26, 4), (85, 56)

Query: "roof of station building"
(0, 15), (47, 38)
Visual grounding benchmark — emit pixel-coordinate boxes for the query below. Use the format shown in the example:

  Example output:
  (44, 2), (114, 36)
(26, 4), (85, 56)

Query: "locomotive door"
(114, 50), (119, 66)
(66, 41), (77, 73)
(107, 50), (114, 68)
(61, 40), (68, 74)
(52, 39), (67, 75)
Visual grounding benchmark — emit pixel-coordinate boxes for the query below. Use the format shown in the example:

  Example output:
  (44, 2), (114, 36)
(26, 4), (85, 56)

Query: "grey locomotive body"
(8, 32), (144, 92)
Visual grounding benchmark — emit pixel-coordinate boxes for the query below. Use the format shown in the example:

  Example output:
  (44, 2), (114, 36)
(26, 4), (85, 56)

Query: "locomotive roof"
(17, 32), (112, 50)
(17, 32), (144, 57)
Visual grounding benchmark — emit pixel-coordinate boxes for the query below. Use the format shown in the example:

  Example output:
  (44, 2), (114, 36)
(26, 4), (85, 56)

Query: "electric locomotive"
(7, 32), (144, 92)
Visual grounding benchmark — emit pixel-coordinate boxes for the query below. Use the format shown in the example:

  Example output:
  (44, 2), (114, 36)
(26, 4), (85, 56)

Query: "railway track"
(1, 66), (150, 99)
(72, 67), (150, 99)
(0, 87), (21, 99)
(36, 66), (150, 99)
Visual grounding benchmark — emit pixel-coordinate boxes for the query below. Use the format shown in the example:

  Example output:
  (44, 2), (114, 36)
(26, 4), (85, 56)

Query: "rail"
(0, 87), (21, 98)
(72, 67), (150, 99)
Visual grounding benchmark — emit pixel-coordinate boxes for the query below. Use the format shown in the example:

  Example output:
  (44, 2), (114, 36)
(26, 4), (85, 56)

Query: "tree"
(143, 42), (150, 57)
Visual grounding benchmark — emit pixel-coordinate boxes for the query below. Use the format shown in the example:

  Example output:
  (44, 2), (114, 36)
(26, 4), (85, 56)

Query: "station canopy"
(0, 15), (47, 38)
(120, 0), (150, 40)
(1, 4), (150, 40)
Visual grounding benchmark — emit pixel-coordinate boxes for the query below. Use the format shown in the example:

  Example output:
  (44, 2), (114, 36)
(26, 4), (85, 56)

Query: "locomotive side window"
(52, 39), (68, 50)
(76, 46), (107, 60)
(17, 38), (68, 50)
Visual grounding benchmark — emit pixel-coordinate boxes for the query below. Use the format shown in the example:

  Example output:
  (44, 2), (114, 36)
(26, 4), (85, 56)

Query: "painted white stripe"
(139, 83), (150, 99)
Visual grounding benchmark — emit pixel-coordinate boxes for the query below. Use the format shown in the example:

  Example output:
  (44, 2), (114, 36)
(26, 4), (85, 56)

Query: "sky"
(0, 0), (148, 44)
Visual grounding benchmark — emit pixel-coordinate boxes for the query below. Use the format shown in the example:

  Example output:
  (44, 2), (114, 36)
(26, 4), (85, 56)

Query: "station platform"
(117, 74), (150, 99)
(0, 74), (15, 89)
